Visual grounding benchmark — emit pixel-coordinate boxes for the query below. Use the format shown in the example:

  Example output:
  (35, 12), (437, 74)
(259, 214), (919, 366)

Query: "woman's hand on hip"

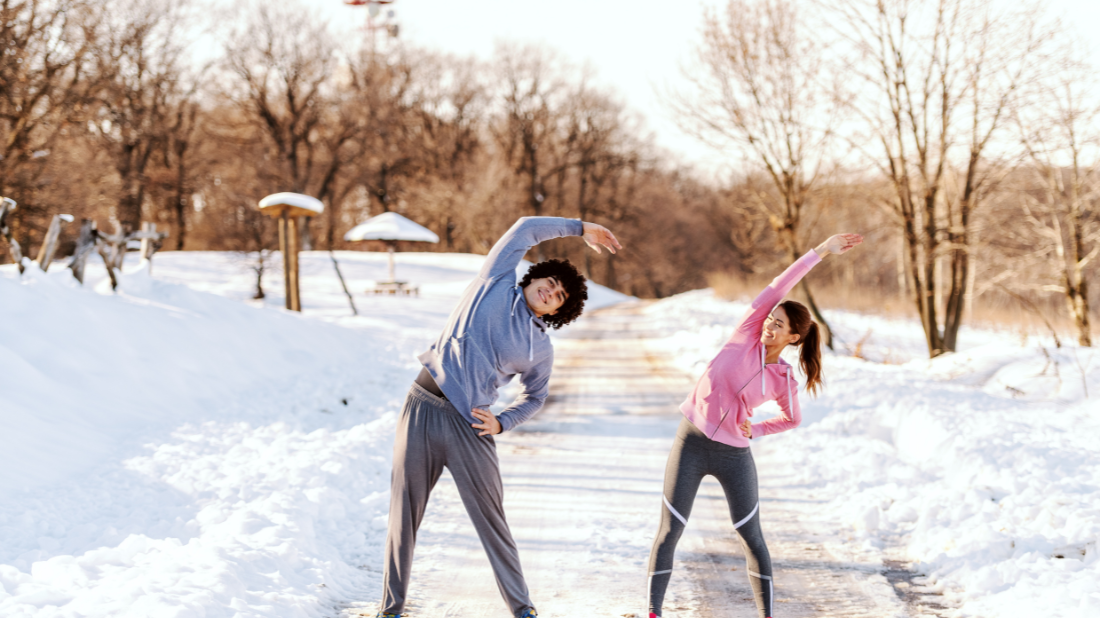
(472, 407), (502, 436)
(815, 233), (863, 257)
(740, 419), (753, 439)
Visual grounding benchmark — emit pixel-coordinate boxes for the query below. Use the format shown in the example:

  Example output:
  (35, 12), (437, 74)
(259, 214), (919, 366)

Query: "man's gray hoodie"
(417, 216), (584, 432)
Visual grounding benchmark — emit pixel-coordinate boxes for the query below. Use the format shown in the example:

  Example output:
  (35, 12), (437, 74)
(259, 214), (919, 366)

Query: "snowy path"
(344, 303), (908, 618)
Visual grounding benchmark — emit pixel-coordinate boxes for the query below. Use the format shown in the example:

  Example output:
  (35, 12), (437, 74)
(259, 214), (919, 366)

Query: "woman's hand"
(740, 419), (753, 439)
(814, 233), (863, 257)
(472, 407), (502, 436)
(582, 222), (622, 254)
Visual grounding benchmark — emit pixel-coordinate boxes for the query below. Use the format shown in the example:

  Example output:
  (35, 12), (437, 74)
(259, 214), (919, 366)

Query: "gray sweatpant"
(381, 382), (534, 617)
(648, 418), (773, 618)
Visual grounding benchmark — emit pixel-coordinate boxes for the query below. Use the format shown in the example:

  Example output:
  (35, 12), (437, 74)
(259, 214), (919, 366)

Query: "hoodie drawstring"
(761, 346), (766, 396)
(786, 370), (792, 408)
(513, 287), (535, 362)
(763, 346), (794, 408)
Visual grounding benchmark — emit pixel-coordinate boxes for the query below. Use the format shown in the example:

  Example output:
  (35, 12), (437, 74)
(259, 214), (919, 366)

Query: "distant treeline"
(1, 0), (1097, 356)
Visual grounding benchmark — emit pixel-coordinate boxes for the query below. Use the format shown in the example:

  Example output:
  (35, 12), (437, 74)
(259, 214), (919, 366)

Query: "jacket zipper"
(709, 366), (766, 439)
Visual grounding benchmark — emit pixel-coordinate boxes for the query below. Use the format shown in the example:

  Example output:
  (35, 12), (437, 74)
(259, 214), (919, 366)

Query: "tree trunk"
(173, 159), (187, 251)
(942, 243), (968, 352)
(1065, 276), (1092, 347)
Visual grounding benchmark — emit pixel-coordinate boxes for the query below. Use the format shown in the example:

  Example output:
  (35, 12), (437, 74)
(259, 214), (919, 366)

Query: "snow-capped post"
(344, 212), (440, 295)
(258, 193), (324, 312)
(0, 197), (25, 274)
(36, 214), (75, 272)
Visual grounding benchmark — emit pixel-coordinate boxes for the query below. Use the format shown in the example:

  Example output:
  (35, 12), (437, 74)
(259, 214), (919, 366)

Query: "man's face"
(523, 276), (568, 317)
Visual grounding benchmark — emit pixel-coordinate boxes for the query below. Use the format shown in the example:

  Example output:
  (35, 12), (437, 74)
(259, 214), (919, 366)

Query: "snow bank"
(643, 289), (1100, 618)
(0, 247), (629, 617)
(0, 259), (414, 616)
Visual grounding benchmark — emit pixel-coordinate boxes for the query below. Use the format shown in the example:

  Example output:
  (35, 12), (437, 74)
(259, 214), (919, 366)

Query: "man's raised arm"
(478, 217), (622, 281)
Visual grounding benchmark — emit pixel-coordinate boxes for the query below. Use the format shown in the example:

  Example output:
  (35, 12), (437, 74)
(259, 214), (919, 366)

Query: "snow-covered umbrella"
(344, 212), (439, 283)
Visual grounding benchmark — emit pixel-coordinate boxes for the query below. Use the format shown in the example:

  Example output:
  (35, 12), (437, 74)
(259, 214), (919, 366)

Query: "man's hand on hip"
(472, 407), (502, 436)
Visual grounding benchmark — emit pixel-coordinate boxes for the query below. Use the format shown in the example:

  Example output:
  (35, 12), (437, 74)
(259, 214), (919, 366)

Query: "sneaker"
(516, 609), (537, 618)
(375, 614), (399, 618)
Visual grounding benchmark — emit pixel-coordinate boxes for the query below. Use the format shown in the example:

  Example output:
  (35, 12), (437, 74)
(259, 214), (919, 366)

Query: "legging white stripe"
(663, 495), (688, 526)
(732, 501), (759, 530)
(749, 571), (774, 616)
(649, 570), (672, 576)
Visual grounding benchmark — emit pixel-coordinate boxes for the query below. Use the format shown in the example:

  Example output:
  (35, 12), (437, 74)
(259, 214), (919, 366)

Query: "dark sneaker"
(375, 613), (399, 618)
(517, 609), (537, 618)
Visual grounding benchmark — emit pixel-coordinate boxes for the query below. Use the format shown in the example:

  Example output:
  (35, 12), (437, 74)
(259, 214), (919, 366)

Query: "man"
(377, 216), (622, 618)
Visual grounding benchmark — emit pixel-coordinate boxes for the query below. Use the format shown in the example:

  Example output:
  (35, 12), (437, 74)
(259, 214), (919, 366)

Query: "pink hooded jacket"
(679, 249), (822, 447)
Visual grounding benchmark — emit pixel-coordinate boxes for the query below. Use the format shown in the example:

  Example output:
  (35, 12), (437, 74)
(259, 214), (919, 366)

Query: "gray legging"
(648, 418), (773, 618)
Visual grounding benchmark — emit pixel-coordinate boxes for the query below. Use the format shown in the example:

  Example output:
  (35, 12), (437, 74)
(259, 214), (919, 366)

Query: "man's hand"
(472, 407), (502, 436)
(814, 233), (863, 257)
(582, 222), (622, 254)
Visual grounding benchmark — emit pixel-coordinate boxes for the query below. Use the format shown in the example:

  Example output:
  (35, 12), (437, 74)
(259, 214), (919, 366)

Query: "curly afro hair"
(519, 258), (588, 329)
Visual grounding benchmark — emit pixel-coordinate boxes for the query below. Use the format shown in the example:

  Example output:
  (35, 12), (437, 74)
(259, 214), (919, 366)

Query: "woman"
(647, 233), (862, 618)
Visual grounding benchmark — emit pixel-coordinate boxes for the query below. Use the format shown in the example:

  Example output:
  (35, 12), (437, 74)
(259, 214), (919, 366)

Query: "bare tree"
(87, 0), (191, 235)
(397, 51), (486, 249)
(492, 42), (566, 262)
(674, 0), (841, 347)
(825, 0), (1052, 356)
(939, 1), (1051, 350)
(1012, 58), (1100, 346)
(563, 79), (635, 276)
(0, 0), (98, 255)
(225, 1), (333, 249)
(343, 46), (419, 218)
(155, 92), (202, 250)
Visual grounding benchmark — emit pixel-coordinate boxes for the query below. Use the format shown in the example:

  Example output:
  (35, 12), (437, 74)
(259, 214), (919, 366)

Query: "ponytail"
(799, 321), (823, 397)
(779, 300), (824, 397)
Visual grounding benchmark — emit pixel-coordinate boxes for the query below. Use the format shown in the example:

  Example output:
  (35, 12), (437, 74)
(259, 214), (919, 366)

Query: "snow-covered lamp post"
(258, 193), (324, 311)
(344, 212), (439, 294)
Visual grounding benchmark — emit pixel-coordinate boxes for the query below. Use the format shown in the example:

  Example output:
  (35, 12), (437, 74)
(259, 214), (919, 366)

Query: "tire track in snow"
(345, 302), (910, 617)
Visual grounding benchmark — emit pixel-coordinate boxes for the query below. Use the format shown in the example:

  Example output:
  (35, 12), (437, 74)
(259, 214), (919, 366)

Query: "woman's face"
(761, 306), (801, 347)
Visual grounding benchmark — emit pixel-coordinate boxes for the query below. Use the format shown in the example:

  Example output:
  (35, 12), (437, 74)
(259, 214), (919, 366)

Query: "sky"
(225, 0), (1100, 173)
(304, 0), (713, 167)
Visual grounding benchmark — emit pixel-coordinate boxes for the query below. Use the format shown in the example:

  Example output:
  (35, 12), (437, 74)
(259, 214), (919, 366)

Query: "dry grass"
(706, 271), (1100, 343)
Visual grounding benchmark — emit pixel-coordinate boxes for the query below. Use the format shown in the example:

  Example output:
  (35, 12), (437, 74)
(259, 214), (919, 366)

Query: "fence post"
(0, 197), (25, 274)
(35, 214), (73, 272)
(69, 219), (98, 284)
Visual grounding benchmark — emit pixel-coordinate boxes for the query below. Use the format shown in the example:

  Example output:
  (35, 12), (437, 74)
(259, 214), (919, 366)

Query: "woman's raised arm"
(732, 233), (863, 337)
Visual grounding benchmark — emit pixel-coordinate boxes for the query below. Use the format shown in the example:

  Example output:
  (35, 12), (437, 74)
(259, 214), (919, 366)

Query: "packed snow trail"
(344, 302), (906, 618)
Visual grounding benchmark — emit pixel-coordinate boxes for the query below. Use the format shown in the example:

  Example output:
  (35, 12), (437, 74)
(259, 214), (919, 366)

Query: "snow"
(258, 193), (324, 215)
(1, 250), (1097, 617)
(343, 212), (440, 243)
